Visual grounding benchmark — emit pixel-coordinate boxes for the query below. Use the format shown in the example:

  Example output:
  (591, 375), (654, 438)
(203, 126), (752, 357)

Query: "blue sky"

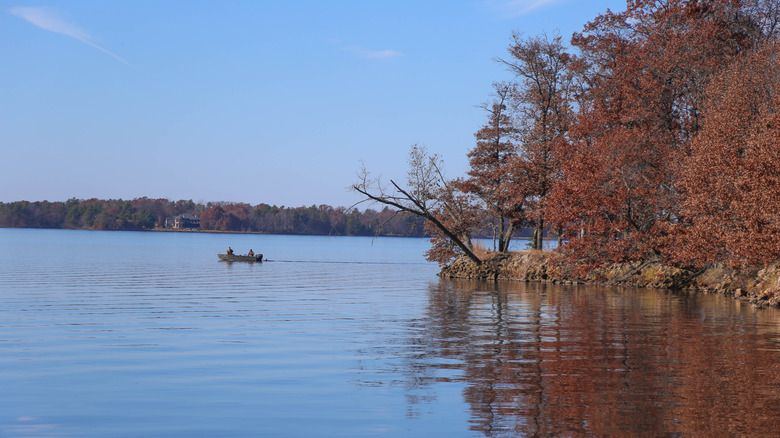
(1, 0), (626, 208)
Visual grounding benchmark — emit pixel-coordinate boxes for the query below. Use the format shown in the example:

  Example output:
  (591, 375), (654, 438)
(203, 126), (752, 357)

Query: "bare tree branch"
(351, 146), (482, 265)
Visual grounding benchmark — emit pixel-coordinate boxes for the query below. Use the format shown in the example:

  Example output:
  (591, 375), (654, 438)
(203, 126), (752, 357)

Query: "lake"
(1, 228), (780, 437)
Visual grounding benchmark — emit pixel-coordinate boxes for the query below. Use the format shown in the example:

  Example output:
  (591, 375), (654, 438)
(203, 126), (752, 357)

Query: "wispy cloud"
(330, 39), (403, 60)
(489, 0), (566, 17)
(349, 46), (403, 60)
(10, 6), (132, 66)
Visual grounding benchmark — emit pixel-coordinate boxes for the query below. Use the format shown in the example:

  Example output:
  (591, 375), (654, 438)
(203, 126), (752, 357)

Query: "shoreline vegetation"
(440, 252), (780, 309)
(351, 2), (780, 311)
(0, 198), (428, 237)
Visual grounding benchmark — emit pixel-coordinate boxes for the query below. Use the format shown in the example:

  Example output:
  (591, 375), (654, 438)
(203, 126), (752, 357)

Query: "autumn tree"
(458, 83), (524, 252)
(500, 33), (577, 250)
(673, 43), (780, 267)
(352, 144), (482, 265)
(549, 0), (764, 265)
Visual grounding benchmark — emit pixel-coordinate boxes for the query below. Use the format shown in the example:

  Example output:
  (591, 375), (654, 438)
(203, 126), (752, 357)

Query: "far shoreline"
(0, 225), (431, 239)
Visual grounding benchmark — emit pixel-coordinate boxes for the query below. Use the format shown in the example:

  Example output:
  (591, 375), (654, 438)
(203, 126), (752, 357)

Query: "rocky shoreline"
(439, 251), (780, 309)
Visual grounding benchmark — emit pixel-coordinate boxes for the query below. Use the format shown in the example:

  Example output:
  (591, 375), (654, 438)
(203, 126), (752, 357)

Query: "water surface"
(1, 229), (779, 436)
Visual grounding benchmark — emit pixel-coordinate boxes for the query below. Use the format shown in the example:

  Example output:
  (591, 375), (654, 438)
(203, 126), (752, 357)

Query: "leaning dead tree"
(352, 145), (482, 265)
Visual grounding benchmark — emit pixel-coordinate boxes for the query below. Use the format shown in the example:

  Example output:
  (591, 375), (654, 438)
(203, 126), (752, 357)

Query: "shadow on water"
(399, 279), (780, 436)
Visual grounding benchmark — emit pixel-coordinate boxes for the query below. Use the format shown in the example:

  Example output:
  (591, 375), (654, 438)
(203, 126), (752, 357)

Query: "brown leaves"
(674, 43), (780, 267)
(546, 0), (777, 269)
(356, 1), (779, 271)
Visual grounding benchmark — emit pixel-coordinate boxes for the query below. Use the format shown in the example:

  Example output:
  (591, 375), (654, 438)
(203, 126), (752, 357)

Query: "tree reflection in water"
(411, 280), (780, 436)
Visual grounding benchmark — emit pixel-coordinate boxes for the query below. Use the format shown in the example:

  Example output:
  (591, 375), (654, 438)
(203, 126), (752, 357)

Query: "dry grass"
(472, 240), (491, 259)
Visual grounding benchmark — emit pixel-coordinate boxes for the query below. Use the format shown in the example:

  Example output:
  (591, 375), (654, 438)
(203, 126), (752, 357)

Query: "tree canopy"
(0, 198), (427, 237)
(356, 0), (780, 269)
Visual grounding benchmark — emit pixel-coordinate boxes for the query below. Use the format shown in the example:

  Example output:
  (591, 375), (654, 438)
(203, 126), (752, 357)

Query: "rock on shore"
(439, 251), (780, 309)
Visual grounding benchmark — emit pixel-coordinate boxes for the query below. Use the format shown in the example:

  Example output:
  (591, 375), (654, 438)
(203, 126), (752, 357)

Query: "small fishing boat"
(218, 253), (263, 262)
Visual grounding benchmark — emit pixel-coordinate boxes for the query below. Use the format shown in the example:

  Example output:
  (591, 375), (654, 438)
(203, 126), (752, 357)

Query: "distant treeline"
(0, 198), (428, 237)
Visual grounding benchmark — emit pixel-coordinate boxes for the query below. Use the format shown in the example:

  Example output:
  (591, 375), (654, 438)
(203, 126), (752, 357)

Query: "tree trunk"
(425, 212), (482, 265)
(534, 216), (544, 250)
(352, 181), (483, 265)
(501, 221), (515, 252)
(497, 217), (506, 252)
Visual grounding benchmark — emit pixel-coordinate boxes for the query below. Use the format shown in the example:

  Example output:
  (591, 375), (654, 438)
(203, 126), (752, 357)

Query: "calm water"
(1, 229), (780, 437)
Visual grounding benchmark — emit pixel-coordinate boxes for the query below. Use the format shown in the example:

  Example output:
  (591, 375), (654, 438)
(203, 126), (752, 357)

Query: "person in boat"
(226, 247), (234, 255)
(248, 249), (254, 256)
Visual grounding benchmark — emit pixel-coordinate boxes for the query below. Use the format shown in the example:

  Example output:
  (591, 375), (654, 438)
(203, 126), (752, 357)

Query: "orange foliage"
(358, 0), (780, 270)
(672, 43), (780, 267)
(457, 83), (525, 253)
(506, 34), (576, 250)
(548, 0), (767, 268)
